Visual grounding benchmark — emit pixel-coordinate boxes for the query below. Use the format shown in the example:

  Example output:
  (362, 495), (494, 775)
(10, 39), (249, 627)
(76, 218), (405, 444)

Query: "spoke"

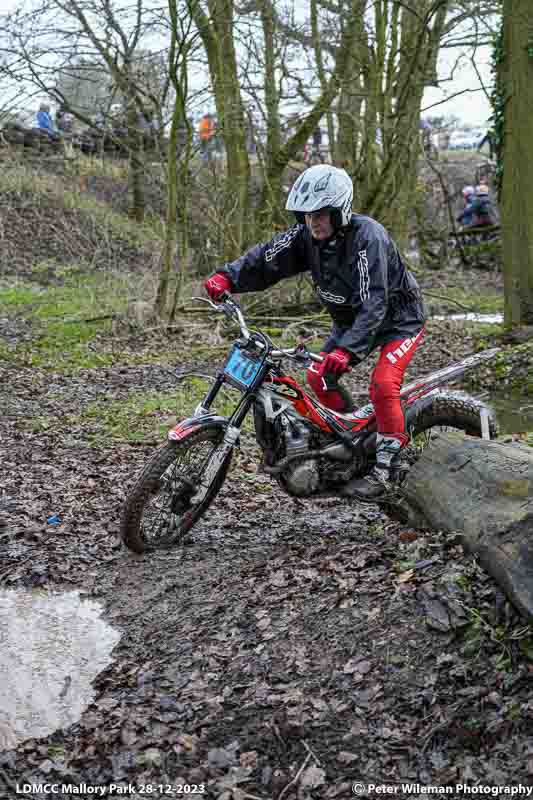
(139, 437), (220, 545)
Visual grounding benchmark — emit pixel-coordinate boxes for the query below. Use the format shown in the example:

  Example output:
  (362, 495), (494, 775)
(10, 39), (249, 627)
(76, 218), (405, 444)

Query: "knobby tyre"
(381, 393), (498, 522)
(120, 427), (232, 554)
(405, 392), (498, 441)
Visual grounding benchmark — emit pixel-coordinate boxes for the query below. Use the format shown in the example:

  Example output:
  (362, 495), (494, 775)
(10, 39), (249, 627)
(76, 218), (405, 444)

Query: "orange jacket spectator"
(199, 114), (215, 142)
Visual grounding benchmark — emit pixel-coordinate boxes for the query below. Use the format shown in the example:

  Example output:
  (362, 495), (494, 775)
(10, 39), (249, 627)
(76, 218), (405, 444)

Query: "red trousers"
(369, 328), (425, 437)
(311, 328), (425, 439)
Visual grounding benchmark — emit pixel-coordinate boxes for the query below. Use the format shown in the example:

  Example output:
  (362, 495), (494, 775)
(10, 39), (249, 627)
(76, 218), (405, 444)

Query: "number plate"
(223, 347), (262, 389)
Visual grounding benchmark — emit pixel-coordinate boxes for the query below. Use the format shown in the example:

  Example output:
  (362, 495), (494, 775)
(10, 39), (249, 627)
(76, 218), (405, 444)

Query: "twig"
(424, 291), (475, 311)
(247, 315), (329, 324)
(63, 314), (117, 324)
(277, 752), (312, 800)
(175, 372), (215, 382)
(302, 739), (322, 766)
(421, 687), (491, 752)
(435, 343), (455, 358)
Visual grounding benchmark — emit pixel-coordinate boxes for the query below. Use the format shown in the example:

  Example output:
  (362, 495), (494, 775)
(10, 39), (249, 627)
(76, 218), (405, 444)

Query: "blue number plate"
(223, 347), (262, 388)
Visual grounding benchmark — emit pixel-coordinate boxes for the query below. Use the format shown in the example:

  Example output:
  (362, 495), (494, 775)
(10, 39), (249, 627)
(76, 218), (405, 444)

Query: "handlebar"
(192, 293), (324, 364)
(270, 347), (324, 364)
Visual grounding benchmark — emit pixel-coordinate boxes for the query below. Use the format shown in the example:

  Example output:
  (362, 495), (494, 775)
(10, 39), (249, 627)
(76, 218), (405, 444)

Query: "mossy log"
(391, 432), (533, 621)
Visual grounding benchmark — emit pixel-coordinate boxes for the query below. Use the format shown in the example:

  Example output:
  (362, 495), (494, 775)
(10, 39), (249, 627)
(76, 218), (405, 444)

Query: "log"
(390, 432), (533, 621)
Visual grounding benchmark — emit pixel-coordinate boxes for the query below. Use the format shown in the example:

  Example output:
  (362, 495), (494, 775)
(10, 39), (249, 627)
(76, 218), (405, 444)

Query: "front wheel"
(120, 426), (232, 554)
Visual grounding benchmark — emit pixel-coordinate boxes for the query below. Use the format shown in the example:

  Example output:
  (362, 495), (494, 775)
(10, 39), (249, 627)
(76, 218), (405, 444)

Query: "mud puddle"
(0, 589), (120, 751)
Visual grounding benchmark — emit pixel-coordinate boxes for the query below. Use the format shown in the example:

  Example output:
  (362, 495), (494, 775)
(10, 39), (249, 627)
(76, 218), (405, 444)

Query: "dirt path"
(1, 318), (533, 798)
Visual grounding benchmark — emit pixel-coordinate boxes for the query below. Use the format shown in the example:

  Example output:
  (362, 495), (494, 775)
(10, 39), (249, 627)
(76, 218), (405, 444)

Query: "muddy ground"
(2, 295), (533, 800)
(1, 157), (533, 798)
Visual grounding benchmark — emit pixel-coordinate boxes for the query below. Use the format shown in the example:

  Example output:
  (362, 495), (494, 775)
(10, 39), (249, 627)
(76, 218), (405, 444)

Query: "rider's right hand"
(204, 272), (232, 302)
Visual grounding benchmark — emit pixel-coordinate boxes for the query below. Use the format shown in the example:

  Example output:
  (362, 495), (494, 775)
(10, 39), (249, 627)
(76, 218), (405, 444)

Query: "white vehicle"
(448, 130), (485, 150)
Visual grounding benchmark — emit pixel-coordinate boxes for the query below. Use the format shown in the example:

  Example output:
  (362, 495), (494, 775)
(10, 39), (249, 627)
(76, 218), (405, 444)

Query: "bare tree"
(155, 0), (199, 319)
(2, 0), (164, 220)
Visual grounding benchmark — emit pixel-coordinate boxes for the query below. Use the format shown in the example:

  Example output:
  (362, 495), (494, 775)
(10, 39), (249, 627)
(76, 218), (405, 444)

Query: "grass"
(0, 161), (164, 250)
(0, 268), (136, 371)
(79, 377), (245, 443)
(428, 287), (503, 316)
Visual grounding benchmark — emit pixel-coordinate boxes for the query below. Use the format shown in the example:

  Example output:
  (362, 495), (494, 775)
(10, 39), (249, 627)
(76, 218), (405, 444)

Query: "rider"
(204, 165), (426, 499)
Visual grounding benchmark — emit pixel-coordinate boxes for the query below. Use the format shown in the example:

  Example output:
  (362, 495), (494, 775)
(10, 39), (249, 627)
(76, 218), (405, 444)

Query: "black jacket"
(220, 213), (426, 363)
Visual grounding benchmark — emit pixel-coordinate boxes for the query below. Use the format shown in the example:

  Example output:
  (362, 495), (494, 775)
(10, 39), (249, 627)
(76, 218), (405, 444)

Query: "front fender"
(168, 414), (229, 442)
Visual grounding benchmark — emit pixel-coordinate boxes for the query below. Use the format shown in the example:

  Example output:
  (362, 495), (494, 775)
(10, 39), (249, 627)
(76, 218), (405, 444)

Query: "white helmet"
(286, 165), (353, 228)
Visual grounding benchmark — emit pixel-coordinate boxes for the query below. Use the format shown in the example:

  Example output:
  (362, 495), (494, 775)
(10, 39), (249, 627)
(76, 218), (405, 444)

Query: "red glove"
(204, 272), (232, 301)
(307, 348), (351, 393)
(320, 348), (352, 376)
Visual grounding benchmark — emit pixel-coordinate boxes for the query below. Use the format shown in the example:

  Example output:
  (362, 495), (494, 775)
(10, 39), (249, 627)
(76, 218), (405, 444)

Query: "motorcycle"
(121, 295), (498, 554)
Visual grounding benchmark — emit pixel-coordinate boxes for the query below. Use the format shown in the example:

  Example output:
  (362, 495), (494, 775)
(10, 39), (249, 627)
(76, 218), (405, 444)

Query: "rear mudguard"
(168, 414), (229, 442)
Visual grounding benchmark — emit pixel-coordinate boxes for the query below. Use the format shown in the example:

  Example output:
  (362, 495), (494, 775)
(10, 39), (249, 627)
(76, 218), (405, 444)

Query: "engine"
(276, 414), (365, 498)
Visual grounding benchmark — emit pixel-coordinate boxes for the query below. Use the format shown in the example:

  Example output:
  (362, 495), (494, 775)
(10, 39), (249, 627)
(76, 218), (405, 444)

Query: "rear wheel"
(120, 427), (232, 554)
(406, 392), (498, 440)
(382, 393), (497, 518)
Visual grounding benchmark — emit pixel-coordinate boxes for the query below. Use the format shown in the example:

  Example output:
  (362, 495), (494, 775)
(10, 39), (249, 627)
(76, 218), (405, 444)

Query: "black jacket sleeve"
(337, 228), (390, 362)
(219, 225), (308, 292)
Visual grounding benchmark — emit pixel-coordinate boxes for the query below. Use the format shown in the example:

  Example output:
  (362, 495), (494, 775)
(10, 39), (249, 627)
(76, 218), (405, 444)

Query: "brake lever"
(191, 296), (221, 311)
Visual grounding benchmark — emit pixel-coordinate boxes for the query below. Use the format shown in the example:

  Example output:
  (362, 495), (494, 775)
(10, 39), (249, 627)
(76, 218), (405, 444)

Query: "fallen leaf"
(397, 569), (415, 583)
(300, 765), (326, 790)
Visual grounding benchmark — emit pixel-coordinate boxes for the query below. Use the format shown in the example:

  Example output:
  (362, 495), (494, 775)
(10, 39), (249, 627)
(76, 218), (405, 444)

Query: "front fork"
(189, 424), (240, 505)
(189, 378), (255, 506)
(193, 372), (225, 418)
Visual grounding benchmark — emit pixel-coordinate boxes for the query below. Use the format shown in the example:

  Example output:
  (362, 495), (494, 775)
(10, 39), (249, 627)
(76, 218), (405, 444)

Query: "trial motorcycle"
(121, 295), (498, 553)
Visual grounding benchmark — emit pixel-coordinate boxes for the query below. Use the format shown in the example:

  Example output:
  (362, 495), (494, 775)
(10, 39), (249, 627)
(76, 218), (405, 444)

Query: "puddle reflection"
(0, 590), (120, 751)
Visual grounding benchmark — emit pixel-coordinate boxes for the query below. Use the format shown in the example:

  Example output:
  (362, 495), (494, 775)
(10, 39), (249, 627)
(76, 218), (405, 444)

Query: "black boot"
(341, 434), (407, 501)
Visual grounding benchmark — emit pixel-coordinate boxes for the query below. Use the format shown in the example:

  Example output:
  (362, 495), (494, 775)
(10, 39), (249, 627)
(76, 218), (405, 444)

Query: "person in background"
(56, 104), (74, 134)
(36, 103), (60, 140)
(471, 184), (496, 227)
(198, 113), (216, 162)
(419, 119), (433, 157)
(457, 185), (475, 228)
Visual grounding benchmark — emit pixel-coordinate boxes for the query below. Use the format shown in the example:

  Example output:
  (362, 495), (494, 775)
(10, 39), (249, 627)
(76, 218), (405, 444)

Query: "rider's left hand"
(319, 348), (352, 377)
(307, 348), (351, 393)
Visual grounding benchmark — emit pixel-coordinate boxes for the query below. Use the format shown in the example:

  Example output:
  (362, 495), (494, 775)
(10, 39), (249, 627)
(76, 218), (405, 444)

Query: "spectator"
(471, 184), (497, 227)
(94, 110), (106, 129)
(56, 104), (74, 134)
(456, 185), (475, 228)
(36, 103), (60, 140)
(419, 118), (433, 157)
(198, 112), (216, 162)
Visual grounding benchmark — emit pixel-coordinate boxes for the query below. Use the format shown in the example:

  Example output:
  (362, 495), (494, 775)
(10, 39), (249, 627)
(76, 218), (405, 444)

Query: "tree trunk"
(335, 0), (450, 248)
(192, 0), (250, 260)
(258, 0), (362, 228)
(390, 432), (533, 621)
(501, 0), (533, 327)
(155, 4), (192, 320)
